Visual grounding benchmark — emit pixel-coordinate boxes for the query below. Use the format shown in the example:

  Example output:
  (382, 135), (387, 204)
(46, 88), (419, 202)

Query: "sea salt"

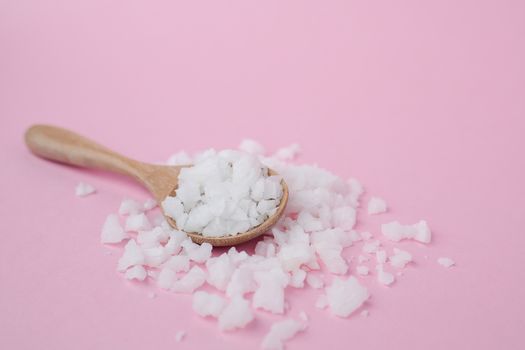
(162, 150), (283, 237)
(381, 220), (431, 243)
(171, 266), (207, 293)
(218, 295), (254, 331)
(192, 291), (227, 318)
(261, 319), (306, 350)
(125, 265), (147, 281)
(75, 182), (96, 197)
(101, 214), (127, 243)
(125, 213), (151, 232)
(376, 265), (395, 286)
(389, 248), (413, 268)
(325, 277), (369, 317)
(356, 265), (369, 276)
(119, 199), (143, 215)
(437, 257), (455, 268)
(367, 197), (387, 214)
(175, 330), (186, 342)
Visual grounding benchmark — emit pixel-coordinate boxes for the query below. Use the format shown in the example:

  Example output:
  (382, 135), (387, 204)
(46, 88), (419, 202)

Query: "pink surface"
(1, 0), (525, 349)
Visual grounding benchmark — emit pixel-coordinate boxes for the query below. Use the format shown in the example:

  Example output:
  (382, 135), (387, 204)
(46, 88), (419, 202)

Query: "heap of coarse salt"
(162, 150), (283, 237)
(97, 139), (437, 349)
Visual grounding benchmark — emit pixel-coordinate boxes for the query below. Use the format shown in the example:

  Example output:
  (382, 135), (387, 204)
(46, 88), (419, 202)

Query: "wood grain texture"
(24, 124), (288, 246)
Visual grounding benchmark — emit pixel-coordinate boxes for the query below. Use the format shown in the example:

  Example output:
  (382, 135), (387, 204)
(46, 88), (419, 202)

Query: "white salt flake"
(175, 330), (186, 342)
(75, 182), (96, 197)
(119, 199), (143, 215)
(157, 267), (177, 289)
(367, 197), (387, 215)
(356, 265), (369, 276)
(360, 232), (373, 240)
(125, 265), (147, 281)
(306, 273), (324, 289)
(381, 220), (432, 243)
(274, 143), (301, 160)
(167, 151), (192, 166)
(125, 213), (151, 232)
(325, 277), (369, 317)
(143, 198), (157, 211)
(192, 291), (227, 318)
(261, 319), (306, 350)
(218, 295), (254, 331)
(171, 266), (207, 293)
(389, 248), (413, 268)
(362, 240), (381, 254)
(239, 139), (265, 155)
(376, 264), (395, 286)
(117, 239), (145, 272)
(101, 214), (127, 244)
(437, 257), (455, 268)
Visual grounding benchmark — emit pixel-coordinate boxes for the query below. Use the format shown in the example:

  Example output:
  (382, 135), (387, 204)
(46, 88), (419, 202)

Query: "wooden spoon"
(24, 124), (288, 246)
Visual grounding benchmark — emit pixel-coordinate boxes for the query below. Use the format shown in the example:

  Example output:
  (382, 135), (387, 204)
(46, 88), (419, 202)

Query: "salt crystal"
(376, 265), (395, 286)
(101, 214), (127, 243)
(163, 255), (190, 272)
(125, 213), (151, 232)
(239, 139), (265, 155)
(261, 319), (306, 350)
(306, 273), (324, 289)
(253, 268), (289, 314)
(119, 199), (143, 215)
(125, 265), (147, 281)
(356, 265), (369, 276)
(206, 253), (235, 291)
(218, 295), (254, 331)
(325, 277), (369, 317)
(192, 291), (226, 318)
(367, 197), (387, 215)
(358, 255), (369, 264)
(362, 240), (381, 254)
(171, 266), (207, 293)
(181, 240), (212, 263)
(437, 257), (455, 268)
(143, 198), (157, 211)
(389, 248), (413, 268)
(376, 250), (387, 264)
(289, 269), (307, 288)
(117, 239), (145, 272)
(75, 182), (96, 197)
(381, 220), (431, 243)
(175, 330), (186, 342)
(157, 267), (177, 289)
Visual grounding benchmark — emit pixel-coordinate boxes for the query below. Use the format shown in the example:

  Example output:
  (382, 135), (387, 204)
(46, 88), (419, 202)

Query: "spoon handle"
(24, 124), (147, 181)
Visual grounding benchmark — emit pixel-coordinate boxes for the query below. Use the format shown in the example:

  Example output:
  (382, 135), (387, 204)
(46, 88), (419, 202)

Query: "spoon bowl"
(24, 124), (288, 246)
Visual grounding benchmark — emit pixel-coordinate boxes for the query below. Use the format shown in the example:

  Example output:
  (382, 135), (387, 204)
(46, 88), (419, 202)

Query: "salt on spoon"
(24, 124), (289, 246)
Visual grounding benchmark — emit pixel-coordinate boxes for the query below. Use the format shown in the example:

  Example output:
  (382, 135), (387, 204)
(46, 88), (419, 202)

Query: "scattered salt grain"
(182, 240), (213, 263)
(125, 213), (151, 232)
(437, 257), (455, 268)
(381, 220), (431, 243)
(143, 199), (157, 211)
(119, 199), (143, 215)
(376, 265), (395, 286)
(389, 248), (413, 268)
(363, 240), (381, 254)
(101, 214), (127, 244)
(171, 266), (207, 293)
(218, 295), (254, 331)
(75, 182), (96, 197)
(192, 291), (227, 318)
(289, 269), (307, 288)
(157, 267), (177, 289)
(376, 250), (387, 264)
(367, 197), (387, 214)
(306, 273), (324, 289)
(117, 239), (145, 272)
(356, 265), (369, 276)
(125, 265), (147, 281)
(325, 277), (369, 317)
(261, 319), (306, 350)
(175, 330), (186, 342)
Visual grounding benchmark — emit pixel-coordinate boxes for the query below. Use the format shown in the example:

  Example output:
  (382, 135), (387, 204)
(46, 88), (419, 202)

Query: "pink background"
(1, 0), (524, 349)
